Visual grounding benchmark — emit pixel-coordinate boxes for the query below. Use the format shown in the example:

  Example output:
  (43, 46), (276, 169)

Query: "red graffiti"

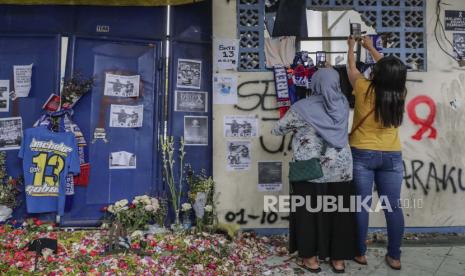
(407, 95), (437, 141)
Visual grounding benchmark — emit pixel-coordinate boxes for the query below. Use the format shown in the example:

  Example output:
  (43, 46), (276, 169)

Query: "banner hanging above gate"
(0, 0), (203, 6)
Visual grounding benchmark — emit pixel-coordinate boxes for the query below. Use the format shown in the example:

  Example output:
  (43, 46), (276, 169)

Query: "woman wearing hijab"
(272, 68), (358, 273)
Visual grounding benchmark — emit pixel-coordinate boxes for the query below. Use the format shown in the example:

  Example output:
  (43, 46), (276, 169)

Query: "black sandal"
(385, 254), (401, 270)
(330, 261), (345, 274)
(296, 261), (322, 274)
(353, 256), (368, 265)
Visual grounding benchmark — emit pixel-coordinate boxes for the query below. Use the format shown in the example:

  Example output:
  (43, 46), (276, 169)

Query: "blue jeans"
(352, 148), (405, 260)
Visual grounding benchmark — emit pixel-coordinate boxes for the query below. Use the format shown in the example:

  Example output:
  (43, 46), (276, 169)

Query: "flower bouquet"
(60, 73), (95, 110)
(186, 167), (217, 232)
(104, 195), (165, 233)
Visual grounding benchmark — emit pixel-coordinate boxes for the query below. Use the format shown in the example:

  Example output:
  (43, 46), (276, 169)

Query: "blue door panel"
(62, 36), (159, 225)
(0, 34), (61, 221)
(168, 41), (212, 203)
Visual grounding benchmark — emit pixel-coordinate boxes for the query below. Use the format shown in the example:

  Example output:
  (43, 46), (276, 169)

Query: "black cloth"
(288, 181), (359, 259)
(333, 62), (375, 109)
(272, 0), (307, 37)
(265, 0), (280, 13)
(333, 66), (355, 108)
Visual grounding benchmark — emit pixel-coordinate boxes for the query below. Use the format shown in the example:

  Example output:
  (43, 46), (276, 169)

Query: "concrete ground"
(266, 245), (465, 275)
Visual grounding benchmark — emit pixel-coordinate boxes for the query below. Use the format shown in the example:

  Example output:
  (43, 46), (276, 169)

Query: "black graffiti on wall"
(224, 208), (289, 225)
(235, 79), (292, 154)
(235, 80), (277, 114)
(403, 160), (465, 195)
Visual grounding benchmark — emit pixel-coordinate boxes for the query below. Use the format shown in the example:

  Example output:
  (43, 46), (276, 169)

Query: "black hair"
(367, 56), (407, 128)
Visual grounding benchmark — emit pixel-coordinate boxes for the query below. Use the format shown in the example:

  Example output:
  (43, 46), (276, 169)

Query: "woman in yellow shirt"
(347, 36), (407, 270)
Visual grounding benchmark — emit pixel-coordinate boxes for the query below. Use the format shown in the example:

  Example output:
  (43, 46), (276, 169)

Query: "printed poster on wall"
(0, 117), (22, 150)
(258, 161), (282, 192)
(0, 80), (10, 112)
(184, 116), (208, 146)
(224, 115), (258, 138)
(109, 104), (143, 128)
(213, 74), (238, 105)
(109, 151), (137, 169)
(214, 39), (239, 70)
(13, 64), (33, 98)
(175, 90), (208, 112)
(177, 59), (202, 89)
(445, 10), (465, 31)
(104, 73), (140, 97)
(226, 141), (251, 171)
(453, 33), (465, 58)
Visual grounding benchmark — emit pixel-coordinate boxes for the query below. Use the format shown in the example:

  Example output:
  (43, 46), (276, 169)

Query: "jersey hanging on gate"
(19, 127), (80, 215)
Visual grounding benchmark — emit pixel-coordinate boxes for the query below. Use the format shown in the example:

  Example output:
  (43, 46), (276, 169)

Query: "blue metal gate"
(0, 2), (212, 226)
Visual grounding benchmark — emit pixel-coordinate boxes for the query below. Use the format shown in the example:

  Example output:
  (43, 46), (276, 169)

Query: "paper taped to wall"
(13, 64), (33, 98)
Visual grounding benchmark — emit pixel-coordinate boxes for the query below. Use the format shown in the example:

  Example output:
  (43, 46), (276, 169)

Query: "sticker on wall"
(0, 80), (10, 112)
(445, 10), (465, 31)
(109, 151), (137, 169)
(184, 116), (208, 146)
(258, 161), (282, 192)
(176, 59), (202, 90)
(224, 115), (258, 138)
(109, 104), (143, 128)
(13, 64), (33, 98)
(174, 90), (208, 113)
(453, 33), (465, 59)
(104, 73), (140, 97)
(213, 74), (238, 105)
(0, 117), (22, 150)
(226, 141), (251, 171)
(92, 128), (108, 143)
(214, 39), (239, 70)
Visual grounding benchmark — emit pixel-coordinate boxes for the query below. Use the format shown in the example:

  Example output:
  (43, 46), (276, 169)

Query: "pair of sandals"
(353, 255), (402, 270)
(297, 259), (345, 274)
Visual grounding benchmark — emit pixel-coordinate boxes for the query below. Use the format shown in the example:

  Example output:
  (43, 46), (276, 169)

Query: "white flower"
(107, 205), (115, 214)
(144, 205), (154, 212)
(42, 248), (53, 259)
(204, 205), (213, 212)
(115, 199), (129, 207)
(131, 230), (144, 238)
(140, 195), (150, 201)
(181, 203), (192, 212)
(151, 198), (160, 210)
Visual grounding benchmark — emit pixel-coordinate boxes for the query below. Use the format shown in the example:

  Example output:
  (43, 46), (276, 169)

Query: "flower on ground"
(204, 205), (213, 212)
(181, 203), (192, 212)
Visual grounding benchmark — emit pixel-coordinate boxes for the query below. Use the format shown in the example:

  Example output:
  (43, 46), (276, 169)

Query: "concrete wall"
(213, 0), (465, 229)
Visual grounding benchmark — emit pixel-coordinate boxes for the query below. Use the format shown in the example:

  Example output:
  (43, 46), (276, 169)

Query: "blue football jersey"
(18, 127), (80, 215)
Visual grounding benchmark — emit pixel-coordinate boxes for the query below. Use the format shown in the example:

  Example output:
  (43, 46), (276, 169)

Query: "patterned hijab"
(292, 68), (349, 149)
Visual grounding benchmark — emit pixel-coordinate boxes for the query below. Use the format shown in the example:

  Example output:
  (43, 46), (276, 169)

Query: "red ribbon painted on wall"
(407, 95), (437, 141)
